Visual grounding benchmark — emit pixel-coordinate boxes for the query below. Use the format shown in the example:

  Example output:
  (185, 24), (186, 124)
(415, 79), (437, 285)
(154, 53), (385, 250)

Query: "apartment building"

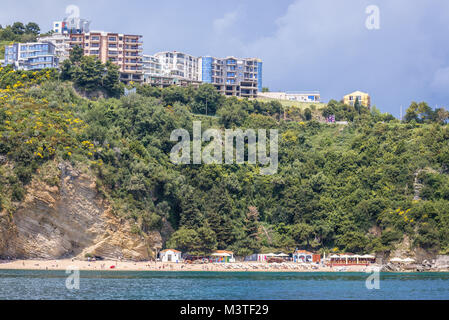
(38, 33), (71, 62)
(258, 91), (321, 103)
(69, 32), (143, 83)
(142, 53), (201, 88)
(199, 56), (262, 98)
(3, 42), (59, 70)
(154, 51), (200, 81)
(143, 54), (162, 76)
(343, 91), (371, 108)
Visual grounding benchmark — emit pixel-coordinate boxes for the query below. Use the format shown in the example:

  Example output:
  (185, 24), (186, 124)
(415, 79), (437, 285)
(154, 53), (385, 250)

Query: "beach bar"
(329, 254), (375, 266)
(211, 250), (235, 263)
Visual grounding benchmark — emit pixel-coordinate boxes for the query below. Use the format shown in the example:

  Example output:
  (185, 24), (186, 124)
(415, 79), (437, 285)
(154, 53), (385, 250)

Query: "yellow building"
(343, 91), (371, 108)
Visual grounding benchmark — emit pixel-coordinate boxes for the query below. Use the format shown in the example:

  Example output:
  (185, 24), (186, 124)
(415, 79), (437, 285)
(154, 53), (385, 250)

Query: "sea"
(0, 270), (448, 300)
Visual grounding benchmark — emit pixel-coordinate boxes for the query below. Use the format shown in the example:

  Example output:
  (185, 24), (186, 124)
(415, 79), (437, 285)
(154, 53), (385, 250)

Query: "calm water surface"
(0, 270), (448, 300)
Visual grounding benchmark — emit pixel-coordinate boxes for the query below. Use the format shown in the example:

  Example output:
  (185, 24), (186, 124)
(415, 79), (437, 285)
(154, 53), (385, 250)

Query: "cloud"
(213, 11), (238, 34)
(237, 0), (449, 115)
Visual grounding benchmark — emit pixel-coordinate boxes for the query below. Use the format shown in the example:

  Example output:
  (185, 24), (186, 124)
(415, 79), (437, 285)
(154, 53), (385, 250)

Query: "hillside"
(1, 66), (449, 261)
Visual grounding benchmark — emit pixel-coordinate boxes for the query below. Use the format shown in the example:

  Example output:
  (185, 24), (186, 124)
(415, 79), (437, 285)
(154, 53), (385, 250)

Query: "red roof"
(215, 250), (234, 255)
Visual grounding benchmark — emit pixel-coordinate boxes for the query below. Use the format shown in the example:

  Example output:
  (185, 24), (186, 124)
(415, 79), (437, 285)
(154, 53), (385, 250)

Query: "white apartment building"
(38, 33), (71, 62)
(143, 54), (162, 77)
(258, 91), (321, 103)
(153, 51), (200, 81)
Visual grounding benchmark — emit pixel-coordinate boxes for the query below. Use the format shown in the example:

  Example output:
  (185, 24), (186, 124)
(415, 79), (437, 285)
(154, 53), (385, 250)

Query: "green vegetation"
(256, 96), (327, 112)
(60, 46), (123, 97)
(1, 28), (449, 257)
(0, 21), (47, 60)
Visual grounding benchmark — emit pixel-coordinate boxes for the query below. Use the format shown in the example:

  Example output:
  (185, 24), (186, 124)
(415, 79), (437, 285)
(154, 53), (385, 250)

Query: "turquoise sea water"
(0, 270), (448, 300)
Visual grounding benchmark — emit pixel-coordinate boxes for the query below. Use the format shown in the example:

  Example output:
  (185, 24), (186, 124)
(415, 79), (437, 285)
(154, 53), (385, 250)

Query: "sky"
(1, 0), (449, 116)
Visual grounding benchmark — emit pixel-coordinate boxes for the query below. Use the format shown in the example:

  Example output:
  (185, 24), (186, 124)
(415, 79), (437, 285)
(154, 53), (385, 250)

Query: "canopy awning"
(211, 253), (231, 257)
(276, 253), (289, 257)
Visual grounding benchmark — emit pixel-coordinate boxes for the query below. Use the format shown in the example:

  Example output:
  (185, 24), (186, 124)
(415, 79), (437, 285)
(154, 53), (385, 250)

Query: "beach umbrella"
(211, 253), (231, 257)
(403, 258), (415, 263)
(390, 257), (404, 263)
(362, 255), (375, 259)
(276, 253), (289, 257)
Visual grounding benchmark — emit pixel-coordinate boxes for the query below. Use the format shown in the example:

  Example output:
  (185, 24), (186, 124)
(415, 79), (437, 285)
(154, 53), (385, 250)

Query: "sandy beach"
(0, 259), (376, 272)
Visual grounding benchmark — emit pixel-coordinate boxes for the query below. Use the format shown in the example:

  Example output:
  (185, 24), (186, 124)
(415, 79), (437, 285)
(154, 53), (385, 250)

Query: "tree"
(404, 102), (419, 123)
(243, 206), (261, 252)
(262, 87), (270, 93)
(405, 101), (435, 123)
(436, 107), (449, 124)
(354, 97), (361, 115)
(60, 59), (73, 81)
(191, 83), (224, 115)
(417, 102), (434, 122)
(70, 45), (84, 64)
(196, 223), (217, 255)
(72, 56), (104, 92)
(103, 60), (121, 97)
(178, 186), (203, 228)
(11, 22), (25, 35)
(166, 228), (199, 253)
(217, 101), (249, 128)
(25, 22), (40, 35)
(290, 223), (314, 248)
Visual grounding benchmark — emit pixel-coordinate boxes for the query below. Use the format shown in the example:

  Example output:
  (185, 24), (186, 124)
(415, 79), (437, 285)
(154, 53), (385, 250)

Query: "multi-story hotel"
(3, 42), (59, 71)
(199, 56), (262, 98)
(68, 31), (143, 83)
(153, 51), (200, 81)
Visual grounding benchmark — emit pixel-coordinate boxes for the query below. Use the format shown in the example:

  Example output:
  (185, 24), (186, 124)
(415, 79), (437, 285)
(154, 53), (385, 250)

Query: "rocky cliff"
(0, 162), (162, 261)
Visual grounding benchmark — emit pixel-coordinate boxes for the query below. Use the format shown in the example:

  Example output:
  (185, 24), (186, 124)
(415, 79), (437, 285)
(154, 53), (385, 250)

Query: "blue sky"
(2, 0), (449, 116)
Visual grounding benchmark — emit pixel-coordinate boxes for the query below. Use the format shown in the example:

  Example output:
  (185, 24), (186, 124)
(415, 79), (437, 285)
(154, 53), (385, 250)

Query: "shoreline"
(0, 259), (370, 273)
(1, 259), (446, 273)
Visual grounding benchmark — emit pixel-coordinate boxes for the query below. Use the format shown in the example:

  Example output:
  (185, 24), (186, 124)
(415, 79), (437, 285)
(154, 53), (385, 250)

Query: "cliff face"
(0, 162), (162, 261)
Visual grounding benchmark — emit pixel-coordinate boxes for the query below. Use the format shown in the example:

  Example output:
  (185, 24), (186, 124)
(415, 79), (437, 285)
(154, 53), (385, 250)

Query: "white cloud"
(213, 11), (238, 34)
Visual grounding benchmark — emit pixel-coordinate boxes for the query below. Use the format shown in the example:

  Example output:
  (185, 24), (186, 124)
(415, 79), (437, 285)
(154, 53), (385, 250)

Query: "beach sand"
(0, 259), (374, 272)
